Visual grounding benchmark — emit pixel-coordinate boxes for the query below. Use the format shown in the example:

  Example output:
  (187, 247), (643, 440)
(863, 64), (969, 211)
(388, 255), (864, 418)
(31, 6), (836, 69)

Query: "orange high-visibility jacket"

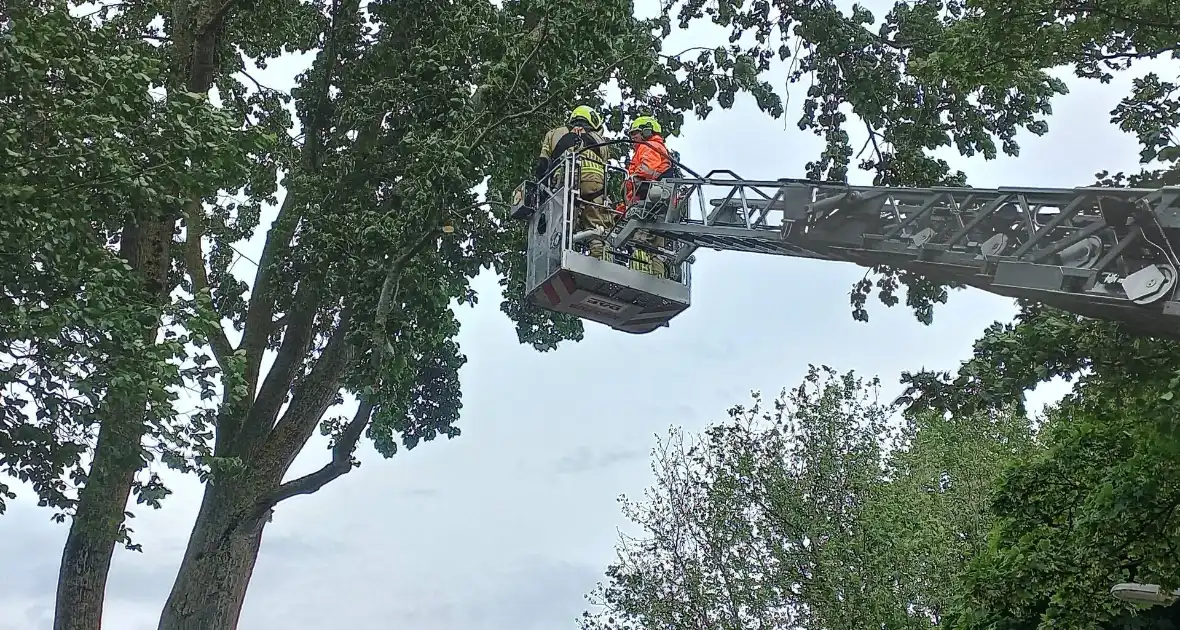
(624, 133), (672, 204)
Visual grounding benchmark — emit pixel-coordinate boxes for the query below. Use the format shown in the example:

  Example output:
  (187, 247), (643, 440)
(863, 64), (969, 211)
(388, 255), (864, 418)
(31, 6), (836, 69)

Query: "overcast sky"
(1, 2), (1167, 628)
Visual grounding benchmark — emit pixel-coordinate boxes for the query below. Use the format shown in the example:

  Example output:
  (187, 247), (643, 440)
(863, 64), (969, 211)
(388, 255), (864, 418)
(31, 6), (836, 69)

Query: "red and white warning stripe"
(540, 270), (578, 307)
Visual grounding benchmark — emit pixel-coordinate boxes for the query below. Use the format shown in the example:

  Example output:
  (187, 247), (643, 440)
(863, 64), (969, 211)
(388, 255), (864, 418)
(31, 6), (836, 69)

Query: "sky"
(1, 2), (1170, 629)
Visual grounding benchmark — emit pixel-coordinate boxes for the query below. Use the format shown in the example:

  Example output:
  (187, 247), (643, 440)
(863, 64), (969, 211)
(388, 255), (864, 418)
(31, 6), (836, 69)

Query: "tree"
(651, 0), (1180, 327)
(25, 1), (299, 627)
(150, 0), (798, 624)
(945, 357), (1180, 630)
(890, 309), (1180, 630)
(874, 5), (1180, 621)
(597, 0), (1180, 625)
(879, 4), (1180, 625)
(2, 5), (271, 628)
(581, 366), (892, 630)
(729, 0), (1180, 618)
(824, 404), (1034, 629)
(580, 366), (1036, 630)
(7, 0), (791, 629)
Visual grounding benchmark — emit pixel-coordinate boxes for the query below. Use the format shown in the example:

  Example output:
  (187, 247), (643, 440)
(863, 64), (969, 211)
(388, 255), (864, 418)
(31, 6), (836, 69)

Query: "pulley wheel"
(1129, 264), (1177, 305)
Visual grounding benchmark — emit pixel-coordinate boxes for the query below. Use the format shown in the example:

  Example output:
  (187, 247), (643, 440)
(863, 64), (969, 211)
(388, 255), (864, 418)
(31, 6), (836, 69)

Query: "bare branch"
(384, 209), (449, 301)
(238, 69), (279, 94)
(236, 150), (437, 455)
(181, 200), (234, 372)
(238, 188), (301, 393)
(661, 46), (715, 60)
(505, 19), (549, 99)
(259, 204), (448, 447)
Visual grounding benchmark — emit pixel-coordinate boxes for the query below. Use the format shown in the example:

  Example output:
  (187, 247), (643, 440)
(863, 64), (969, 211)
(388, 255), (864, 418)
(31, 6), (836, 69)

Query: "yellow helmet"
(629, 116), (662, 135)
(568, 105), (603, 131)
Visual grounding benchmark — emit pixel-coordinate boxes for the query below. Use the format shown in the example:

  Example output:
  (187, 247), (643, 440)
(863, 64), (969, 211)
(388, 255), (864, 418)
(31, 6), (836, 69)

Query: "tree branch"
(244, 203), (456, 515)
(464, 35), (702, 158)
(237, 165), (441, 459)
(233, 5), (635, 512)
(385, 210), (448, 296)
(260, 302), (354, 450)
(195, 0), (241, 39)
(259, 205), (448, 449)
(237, 192), (300, 394)
(232, 280), (323, 452)
(237, 0), (354, 394)
(1073, 0), (1180, 32)
(250, 399), (374, 521)
(239, 68), (280, 95)
(465, 48), (647, 156)
(181, 200), (234, 372)
(505, 19), (549, 99)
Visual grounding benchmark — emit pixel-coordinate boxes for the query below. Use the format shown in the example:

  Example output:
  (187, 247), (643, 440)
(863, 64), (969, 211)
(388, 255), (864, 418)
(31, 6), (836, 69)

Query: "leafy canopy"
(0, 4), (265, 514)
(581, 365), (1036, 630)
(1, 0), (794, 517)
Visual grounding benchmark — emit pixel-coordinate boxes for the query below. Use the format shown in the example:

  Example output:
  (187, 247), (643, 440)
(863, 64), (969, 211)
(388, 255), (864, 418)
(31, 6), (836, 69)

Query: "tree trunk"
(53, 426), (139, 630)
(156, 477), (275, 630)
(54, 222), (172, 630)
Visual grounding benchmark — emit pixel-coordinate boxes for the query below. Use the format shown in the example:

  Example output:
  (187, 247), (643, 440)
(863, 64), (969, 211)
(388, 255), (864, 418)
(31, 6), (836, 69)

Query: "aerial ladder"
(511, 150), (1180, 339)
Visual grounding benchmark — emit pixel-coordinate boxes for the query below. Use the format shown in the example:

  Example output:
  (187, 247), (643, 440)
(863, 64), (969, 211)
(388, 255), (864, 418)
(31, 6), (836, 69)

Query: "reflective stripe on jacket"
(540, 126), (608, 176)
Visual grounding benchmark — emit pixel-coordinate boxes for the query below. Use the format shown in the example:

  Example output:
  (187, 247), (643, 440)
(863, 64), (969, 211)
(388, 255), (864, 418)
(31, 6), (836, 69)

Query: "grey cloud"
(463, 559), (602, 630)
(0, 513), (63, 599)
(686, 340), (737, 361)
(551, 447), (646, 475)
(0, 551), (58, 600)
(237, 556), (604, 630)
(398, 487), (441, 498)
(642, 403), (700, 424)
(107, 561), (178, 604)
(0, 600), (54, 630)
(386, 558), (603, 630)
(258, 531), (331, 561)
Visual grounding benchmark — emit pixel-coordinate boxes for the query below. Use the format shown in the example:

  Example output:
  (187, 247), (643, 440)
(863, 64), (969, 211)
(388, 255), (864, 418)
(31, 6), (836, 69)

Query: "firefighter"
(535, 105), (613, 260)
(621, 115), (673, 278)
